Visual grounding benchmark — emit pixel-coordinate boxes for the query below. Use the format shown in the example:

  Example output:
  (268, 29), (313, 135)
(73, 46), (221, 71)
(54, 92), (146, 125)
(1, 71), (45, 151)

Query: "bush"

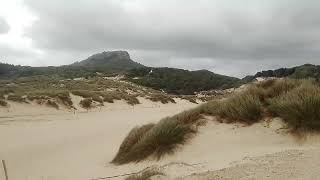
(46, 100), (59, 109)
(124, 95), (140, 106)
(0, 99), (8, 107)
(72, 90), (103, 103)
(7, 94), (27, 103)
(147, 94), (176, 104)
(80, 98), (93, 109)
(125, 169), (164, 180)
(268, 82), (320, 131)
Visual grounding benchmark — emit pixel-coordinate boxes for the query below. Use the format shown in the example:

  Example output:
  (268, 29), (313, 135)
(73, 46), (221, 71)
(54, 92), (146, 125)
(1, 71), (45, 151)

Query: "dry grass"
(111, 109), (202, 165)
(46, 100), (59, 109)
(147, 94), (176, 104)
(7, 94), (28, 103)
(268, 81), (320, 132)
(0, 99), (8, 107)
(80, 98), (93, 109)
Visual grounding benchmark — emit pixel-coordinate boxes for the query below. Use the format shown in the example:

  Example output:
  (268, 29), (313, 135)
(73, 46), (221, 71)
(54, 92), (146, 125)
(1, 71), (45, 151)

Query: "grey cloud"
(0, 18), (10, 34)
(21, 0), (320, 77)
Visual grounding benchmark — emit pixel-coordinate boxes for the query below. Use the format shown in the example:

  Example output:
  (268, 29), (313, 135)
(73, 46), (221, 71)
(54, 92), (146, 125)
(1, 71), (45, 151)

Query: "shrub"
(46, 100), (59, 109)
(268, 82), (320, 131)
(125, 169), (164, 180)
(147, 94), (176, 104)
(72, 90), (103, 103)
(112, 117), (197, 164)
(80, 98), (93, 109)
(56, 92), (73, 107)
(7, 94), (27, 103)
(0, 99), (8, 107)
(124, 95), (140, 106)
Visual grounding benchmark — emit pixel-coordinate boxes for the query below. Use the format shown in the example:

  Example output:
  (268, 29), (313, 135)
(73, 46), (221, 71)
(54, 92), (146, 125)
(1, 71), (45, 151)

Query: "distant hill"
(126, 67), (240, 94)
(242, 64), (320, 82)
(0, 51), (144, 78)
(71, 51), (144, 72)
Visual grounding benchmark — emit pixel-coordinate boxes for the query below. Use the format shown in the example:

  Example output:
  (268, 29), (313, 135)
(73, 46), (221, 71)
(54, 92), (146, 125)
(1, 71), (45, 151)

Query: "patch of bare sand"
(1, 98), (319, 180)
(0, 97), (197, 180)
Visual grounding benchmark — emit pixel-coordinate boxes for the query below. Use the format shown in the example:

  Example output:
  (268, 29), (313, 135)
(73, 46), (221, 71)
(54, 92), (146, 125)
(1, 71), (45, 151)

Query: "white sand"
(0, 98), (319, 180)
(0, 98), (198, 180)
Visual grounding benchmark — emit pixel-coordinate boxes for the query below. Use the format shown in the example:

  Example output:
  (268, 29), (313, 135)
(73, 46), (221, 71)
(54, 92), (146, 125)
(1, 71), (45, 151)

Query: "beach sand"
(0, 97), (319, 180)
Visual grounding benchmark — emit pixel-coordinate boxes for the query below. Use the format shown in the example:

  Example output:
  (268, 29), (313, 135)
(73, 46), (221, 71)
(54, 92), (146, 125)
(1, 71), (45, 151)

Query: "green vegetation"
(268, 81), (320, 132)
(46, 100), (59, 109)
(127, 67), (239, 95)
(125, 169), (164, 180)
(0, 99), (8, 107)
(147, 93), (176, 104)
(80, 98), (93, 109)
(202, 92), (262, 124)
(7, 94), (27, 103)
(112, 110), (202, 165)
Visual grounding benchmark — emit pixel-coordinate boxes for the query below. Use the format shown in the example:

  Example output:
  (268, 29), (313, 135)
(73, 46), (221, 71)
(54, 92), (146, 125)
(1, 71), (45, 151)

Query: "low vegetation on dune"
(268, 81), (320, 132)
(0, 99), (8, 107)
(112, 110), (202, 165)
(0, 76), (206, 109)
(80, 98), (93, 109)
(113, 78), (320, 165)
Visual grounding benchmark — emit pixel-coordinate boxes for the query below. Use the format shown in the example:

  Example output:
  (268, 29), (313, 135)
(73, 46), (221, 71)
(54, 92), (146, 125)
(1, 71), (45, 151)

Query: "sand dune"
(0, 97), (319, 180)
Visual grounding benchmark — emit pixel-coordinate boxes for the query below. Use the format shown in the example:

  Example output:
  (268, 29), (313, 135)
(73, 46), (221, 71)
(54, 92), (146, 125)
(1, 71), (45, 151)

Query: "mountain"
(242, 64), (320, 82)
(72, 51), (144, 72)
(0, 51), (144, 78)
(126, 67), (240, 94)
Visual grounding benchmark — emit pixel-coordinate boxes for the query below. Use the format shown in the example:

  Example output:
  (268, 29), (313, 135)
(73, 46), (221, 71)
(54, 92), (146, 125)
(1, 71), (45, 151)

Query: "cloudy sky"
(0, 0), (320, 77)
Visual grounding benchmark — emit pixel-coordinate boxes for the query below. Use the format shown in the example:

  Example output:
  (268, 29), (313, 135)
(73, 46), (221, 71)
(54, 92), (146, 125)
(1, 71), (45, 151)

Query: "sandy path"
(179, 149), (320, 180)
(0, 99), (197, 180)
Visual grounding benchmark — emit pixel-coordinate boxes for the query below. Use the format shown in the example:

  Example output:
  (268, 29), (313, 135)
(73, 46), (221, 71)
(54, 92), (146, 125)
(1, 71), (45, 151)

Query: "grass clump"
(147, 94), (176, 104)
(112, 109), (202, 165)
(7, 94), (27, 103)
(201, 92), (262, 124)
(0, 99), (8, 107)
(80, 98), (93, 109)
(268, 82), (320, 131)
(71, 90), (103, 103)
(46, 100), (59, 109)
(125, 169), (164, 180)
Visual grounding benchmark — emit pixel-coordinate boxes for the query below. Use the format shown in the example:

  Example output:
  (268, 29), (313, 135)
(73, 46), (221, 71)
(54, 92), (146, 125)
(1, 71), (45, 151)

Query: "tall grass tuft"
(111, 109), (201, 165)
(112, 123), (155, 164)
(0, 99), (8, 107)
(268, 81), (320, 131)
(201, 92), (262, 123)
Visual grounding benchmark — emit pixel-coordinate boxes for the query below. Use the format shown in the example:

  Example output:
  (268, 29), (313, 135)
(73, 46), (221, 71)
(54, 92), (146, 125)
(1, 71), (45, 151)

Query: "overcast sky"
(0, 0), (320, 77)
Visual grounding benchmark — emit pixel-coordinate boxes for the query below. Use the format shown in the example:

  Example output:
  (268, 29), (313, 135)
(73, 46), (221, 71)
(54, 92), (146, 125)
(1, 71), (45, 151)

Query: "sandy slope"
(0, 98), (197, 180)
(0, 98), (319, 180)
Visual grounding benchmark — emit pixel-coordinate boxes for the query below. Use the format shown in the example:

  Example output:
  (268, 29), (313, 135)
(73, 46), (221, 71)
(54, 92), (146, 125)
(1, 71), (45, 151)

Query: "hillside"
(243, 64), (320, 82)
(126, 67), (240, 94)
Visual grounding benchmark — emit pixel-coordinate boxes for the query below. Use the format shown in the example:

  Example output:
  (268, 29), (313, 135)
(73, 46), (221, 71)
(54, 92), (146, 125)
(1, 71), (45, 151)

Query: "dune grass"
(46, 100), (59, 109)
(80, 98), (93, 109)
(125, 169), (164, 180)
(0, 99), (8, 107)
(200, 92), (262, 124)
(7, 94), (28, 103)
(147, 94), (176, 104)
(112, 78), (320, 165)
(112, 110), (201, 165)
(268, 81), (320, 132)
